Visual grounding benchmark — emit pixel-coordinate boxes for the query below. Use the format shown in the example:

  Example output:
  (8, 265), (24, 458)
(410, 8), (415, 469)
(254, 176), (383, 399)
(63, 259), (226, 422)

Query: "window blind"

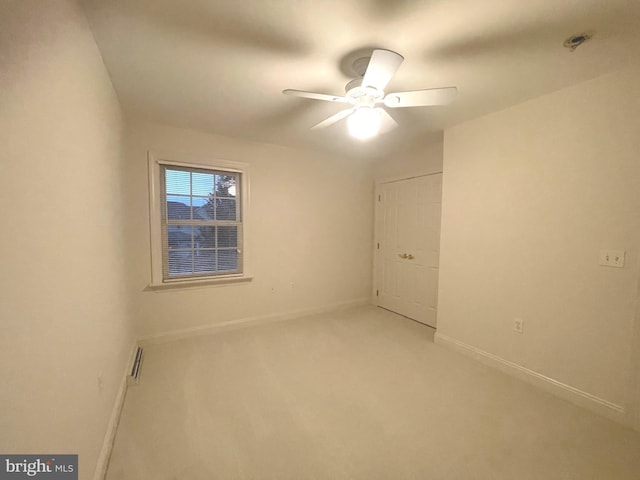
(159, 165), (242, 281)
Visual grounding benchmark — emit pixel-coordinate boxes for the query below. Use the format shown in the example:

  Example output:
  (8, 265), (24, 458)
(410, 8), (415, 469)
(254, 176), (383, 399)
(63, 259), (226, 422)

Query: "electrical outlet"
(599, 250), (625, 268)
(513, 318), (524, 334)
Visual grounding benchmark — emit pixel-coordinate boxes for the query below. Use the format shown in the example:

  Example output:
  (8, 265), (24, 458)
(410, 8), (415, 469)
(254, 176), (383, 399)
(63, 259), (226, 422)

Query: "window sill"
(146, 275), (253, 292)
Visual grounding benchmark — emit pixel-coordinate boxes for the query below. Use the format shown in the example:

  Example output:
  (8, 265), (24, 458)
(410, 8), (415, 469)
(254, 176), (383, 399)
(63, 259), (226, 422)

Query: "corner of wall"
(373, 132), (444, 181)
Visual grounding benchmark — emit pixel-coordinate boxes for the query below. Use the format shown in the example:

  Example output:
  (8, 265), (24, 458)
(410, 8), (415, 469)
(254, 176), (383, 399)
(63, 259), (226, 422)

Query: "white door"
(374, 174), (442, 327)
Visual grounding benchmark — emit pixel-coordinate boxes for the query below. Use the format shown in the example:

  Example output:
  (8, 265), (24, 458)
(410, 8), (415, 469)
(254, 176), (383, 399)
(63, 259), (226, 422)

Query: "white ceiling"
(80, 0), (640, 159)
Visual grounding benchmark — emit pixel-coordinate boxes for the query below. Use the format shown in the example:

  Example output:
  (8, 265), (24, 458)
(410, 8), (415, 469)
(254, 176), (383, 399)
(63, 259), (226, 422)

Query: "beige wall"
(373, 134), (443, 181)
(124, 122), (374, 337)
(438, 66), (640, 424)
(0, 1), (135, 476)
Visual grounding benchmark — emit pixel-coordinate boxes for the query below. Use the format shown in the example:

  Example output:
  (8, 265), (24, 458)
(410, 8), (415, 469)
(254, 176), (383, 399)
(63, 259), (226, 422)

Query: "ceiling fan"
(283, 49), (457, 140)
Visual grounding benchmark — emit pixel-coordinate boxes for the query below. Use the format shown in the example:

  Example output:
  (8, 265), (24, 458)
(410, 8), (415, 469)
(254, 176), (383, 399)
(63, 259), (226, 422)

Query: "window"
(148, 153), (251, 288)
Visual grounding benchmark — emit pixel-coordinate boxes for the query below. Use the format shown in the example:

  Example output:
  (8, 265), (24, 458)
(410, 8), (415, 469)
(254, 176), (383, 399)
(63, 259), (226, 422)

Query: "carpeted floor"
(106, 306), (640, 479)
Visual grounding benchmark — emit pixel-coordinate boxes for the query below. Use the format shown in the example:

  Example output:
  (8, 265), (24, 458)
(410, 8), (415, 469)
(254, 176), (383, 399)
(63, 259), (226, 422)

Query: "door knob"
(406, 254), (414, 260)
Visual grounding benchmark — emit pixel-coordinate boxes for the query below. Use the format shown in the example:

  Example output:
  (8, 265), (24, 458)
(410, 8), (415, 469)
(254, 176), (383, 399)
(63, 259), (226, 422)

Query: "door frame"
(372, 170), (443, 313)
(629, 258), (640, 431)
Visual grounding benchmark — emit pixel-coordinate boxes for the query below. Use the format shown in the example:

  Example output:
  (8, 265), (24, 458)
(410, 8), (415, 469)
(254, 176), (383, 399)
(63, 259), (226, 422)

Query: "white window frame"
(147, 151), (252, 290)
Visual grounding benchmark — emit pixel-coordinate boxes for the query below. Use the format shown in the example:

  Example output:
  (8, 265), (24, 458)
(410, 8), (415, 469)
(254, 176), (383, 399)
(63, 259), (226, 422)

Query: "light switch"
(599, 250), (625, 268)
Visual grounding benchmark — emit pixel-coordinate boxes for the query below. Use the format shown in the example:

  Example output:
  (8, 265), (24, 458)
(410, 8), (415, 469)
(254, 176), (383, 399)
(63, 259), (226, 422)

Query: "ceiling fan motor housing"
(344, 78), (383, 105)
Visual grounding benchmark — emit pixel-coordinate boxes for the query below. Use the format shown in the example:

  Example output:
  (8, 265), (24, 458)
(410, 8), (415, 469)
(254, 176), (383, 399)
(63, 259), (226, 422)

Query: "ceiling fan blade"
(283, 89), (349, 103)
(310, 108), (354, 130)
(362, 49), (404, 92)
(383, 87), (458, 108)
(378, 108), (398, 134)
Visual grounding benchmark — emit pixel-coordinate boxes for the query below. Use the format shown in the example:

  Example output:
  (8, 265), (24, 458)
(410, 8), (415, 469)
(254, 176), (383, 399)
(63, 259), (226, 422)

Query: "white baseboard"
(93, 341), (139, 480)
(138, 298), (371, 346)
(434, 332), (628, 426)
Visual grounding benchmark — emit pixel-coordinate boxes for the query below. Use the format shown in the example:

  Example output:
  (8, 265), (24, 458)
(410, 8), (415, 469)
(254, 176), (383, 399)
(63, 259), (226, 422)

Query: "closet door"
(375, 174), (442, 327)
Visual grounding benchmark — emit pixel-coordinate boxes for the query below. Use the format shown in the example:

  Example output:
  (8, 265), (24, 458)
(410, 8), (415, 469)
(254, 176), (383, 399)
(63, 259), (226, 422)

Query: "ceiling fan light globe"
(347, 107), (381, 140)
